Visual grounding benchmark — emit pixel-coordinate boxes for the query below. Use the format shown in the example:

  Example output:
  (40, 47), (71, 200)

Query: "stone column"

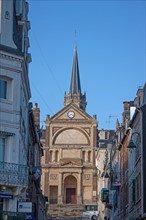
(77, 173), (82, 204)
(58, 173), (63, 204)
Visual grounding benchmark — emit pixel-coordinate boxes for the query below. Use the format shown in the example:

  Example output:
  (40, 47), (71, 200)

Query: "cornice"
(0, 44), (24, 59)
(0, 52), (23, 62)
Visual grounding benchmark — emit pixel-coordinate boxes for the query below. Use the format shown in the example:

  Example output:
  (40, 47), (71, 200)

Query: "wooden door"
(66, 188), (76, 204)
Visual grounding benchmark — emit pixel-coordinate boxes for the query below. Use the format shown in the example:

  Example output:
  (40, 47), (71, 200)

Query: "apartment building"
(0, 0), (31, 218)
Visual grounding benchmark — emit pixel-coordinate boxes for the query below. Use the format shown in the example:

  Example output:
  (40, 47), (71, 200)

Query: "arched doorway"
(64, 175), (77, 204)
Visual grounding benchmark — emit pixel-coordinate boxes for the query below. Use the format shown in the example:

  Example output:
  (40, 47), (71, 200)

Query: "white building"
(0, 0), (31, 218)
(96, 130), (114, 220)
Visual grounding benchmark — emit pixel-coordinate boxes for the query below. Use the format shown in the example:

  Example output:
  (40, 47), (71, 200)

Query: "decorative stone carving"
(50, 174), (57, 180)
(84, 174), (90, 180)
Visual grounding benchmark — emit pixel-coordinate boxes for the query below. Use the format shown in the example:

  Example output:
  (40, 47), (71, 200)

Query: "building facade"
(103, 85), (146, 220)
(96, 129), (114, 220)
(141, 83), (146, 219)
(0, 0), (31, 218)
(41, 47), (98, 219)
(27, 103), (46, 220)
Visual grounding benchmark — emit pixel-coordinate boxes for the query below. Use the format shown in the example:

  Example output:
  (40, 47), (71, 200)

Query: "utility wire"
(30, 80), (54, 115)
(31, 30), (64, 96)
(29, 29), (64, 115)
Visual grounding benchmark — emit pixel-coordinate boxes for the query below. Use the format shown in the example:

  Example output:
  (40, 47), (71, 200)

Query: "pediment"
(60, 158), (82, 167)
(50, 103), (94, 121)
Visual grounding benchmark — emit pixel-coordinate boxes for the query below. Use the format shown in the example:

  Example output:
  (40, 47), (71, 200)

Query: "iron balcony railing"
(0, 161), (28, 187)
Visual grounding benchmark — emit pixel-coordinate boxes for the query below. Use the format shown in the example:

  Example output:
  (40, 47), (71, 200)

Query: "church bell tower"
(64, 46), (87, 111)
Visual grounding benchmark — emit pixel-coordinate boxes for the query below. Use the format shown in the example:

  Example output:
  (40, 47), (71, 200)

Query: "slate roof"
(69, 47), (81, 94)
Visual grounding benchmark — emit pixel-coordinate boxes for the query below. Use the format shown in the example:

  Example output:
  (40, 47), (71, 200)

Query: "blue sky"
(28, 0), (145, 130)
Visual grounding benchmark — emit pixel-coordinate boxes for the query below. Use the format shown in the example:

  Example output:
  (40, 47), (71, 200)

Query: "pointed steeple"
(64, 46), (87, 111)
(69, 47), (81, 94)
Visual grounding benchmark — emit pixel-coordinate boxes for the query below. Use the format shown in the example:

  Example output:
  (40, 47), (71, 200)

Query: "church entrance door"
(66, 188), (76, 204)
(64, 175), (77, 204)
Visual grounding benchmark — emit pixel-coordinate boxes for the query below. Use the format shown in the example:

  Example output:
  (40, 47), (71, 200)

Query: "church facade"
(41, 47), (98, 218)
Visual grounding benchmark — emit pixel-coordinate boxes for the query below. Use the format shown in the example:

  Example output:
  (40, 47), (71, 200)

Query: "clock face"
(67, 111), (75, 118)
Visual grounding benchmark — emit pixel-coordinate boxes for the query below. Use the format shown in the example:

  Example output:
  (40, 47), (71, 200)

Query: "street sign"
(0, 194), (13, 199)
(26, 213), (34, 220)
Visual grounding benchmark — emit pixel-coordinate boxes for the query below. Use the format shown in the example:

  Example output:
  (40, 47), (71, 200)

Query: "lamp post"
(128, 132), (141, 149)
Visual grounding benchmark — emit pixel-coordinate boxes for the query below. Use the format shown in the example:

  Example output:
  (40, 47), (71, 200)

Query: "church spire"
(64, 45), (87, 111)
(69, 46), (81, 94)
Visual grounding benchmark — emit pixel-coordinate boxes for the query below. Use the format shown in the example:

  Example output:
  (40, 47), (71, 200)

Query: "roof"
(69, 47), (81, 94)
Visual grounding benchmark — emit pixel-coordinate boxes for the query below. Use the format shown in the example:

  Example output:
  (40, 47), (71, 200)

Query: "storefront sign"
(18, 202), (32, 213)
(0, 194), (13, 199)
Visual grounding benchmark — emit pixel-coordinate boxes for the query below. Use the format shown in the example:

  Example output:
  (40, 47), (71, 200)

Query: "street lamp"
(128, 132), (141, 149)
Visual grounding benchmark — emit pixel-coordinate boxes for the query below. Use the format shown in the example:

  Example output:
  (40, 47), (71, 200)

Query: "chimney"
(32, 103), (40, 128)
(123, 101), (130, 112)
(122, 102), (130, 127)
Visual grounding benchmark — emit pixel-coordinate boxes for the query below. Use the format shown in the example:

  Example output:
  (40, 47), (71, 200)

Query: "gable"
(60, 158), (82, 167)
(59, 108), (86, 120)
(50, 103), (94, 121)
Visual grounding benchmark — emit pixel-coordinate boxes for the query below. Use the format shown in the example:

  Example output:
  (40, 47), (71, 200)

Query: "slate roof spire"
(64, 44), (87, 111)
(69, 46), (81, 94)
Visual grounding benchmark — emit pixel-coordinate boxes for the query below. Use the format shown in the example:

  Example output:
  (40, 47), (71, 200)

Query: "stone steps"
(47, 204), (84, 219)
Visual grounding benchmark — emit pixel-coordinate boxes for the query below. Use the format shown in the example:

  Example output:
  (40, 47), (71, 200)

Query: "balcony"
(110, 172), (121, 190)
(0, 161), (28, 187)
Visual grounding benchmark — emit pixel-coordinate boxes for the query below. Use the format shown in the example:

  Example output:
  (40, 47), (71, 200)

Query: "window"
(105, 131), (109, 139)
(88, 151), (91, 162)
(55, 151), (59, 162)
(0, 77), (13, 101)
(83, 151), (85, 162)
(0, 138), (5, 162)
(50, 151), (53, 162)
(135, 135), (141, 161)
(0, 80), (7, 99)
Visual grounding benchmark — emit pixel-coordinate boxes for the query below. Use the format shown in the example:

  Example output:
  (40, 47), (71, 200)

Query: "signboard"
(0, 194), (13, 199)
(18, 202), (32, 213)
(32, 166), (42, 180)
(26, 213), (34, 220)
